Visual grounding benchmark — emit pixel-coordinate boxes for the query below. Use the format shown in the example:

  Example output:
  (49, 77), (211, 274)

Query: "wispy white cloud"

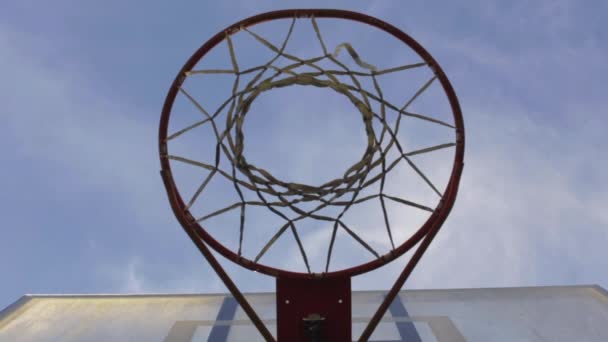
(0, 23), (222, 297)
(1, 1), (606, 308)
(100, 255), (226, 294)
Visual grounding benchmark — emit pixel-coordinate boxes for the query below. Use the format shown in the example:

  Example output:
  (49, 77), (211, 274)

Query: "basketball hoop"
(159, 9), (464, 341)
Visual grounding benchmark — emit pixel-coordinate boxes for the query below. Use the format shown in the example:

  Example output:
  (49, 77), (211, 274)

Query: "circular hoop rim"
(159, 8), (465, 279)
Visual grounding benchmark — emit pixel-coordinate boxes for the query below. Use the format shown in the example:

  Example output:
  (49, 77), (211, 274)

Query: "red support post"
(277, 277), (351, 342)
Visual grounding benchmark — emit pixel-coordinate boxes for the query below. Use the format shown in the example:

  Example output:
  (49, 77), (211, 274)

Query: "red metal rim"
(159, 9), (465, 279)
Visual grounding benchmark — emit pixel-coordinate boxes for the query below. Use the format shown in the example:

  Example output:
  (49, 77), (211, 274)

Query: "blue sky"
(1, 0), (607, 310)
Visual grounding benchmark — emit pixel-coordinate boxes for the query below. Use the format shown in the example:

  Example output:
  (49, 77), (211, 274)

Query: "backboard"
(2, 285), (608, 341)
